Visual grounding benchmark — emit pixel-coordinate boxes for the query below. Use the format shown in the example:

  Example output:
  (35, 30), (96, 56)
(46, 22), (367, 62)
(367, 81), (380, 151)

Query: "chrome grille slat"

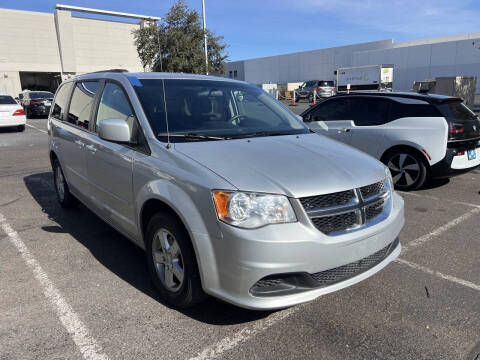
(299, 179), (390, 236)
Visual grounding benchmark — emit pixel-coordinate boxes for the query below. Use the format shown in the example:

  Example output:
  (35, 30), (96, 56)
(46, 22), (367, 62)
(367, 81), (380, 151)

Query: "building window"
(229, 71), (233, 78)
(234, 70), (238, 78)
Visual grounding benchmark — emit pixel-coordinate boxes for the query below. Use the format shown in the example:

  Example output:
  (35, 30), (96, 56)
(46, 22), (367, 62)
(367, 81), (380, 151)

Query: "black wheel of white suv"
(52, 159), (76, 207)
(384, 149), (427, 191)
(145, 213), (205, 308)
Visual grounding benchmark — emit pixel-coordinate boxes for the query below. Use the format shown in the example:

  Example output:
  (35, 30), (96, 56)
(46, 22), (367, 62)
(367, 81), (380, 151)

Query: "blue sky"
(3, 0), (480, 61)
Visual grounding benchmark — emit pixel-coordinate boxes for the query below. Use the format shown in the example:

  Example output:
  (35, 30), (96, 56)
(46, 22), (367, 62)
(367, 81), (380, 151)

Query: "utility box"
(413, 76), (477, 109)
(435, 77), (476, 109)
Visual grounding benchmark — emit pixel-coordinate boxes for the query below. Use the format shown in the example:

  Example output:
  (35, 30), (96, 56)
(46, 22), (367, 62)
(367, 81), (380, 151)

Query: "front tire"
(146, 213), (205, 308)
(53, 159), (76, 207)
(384, 149), (427, 191)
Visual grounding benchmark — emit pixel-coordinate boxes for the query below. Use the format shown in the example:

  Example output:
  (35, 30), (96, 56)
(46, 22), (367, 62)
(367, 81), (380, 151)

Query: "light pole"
(201, 0), (208, 74)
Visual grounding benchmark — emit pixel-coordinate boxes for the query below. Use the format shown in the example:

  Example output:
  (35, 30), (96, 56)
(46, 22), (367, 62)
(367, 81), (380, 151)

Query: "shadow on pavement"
(24, 171), (272, 325)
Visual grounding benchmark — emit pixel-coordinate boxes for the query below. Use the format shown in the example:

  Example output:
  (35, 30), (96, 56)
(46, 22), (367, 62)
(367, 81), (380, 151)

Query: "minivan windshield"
(29, 91), (54, 99)
(133, 79), (309, 141)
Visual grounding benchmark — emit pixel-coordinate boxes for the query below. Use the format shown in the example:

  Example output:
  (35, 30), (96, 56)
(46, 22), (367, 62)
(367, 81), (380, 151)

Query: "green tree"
(133, 0), (228, 74)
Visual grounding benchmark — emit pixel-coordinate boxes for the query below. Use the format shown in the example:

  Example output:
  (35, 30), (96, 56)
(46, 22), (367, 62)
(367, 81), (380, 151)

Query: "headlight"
(385, 166), (394, 190)
(212, 191), (297, 228)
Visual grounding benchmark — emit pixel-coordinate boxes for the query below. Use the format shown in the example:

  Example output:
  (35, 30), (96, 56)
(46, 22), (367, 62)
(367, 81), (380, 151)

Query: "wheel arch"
(381, 144), (431, 169)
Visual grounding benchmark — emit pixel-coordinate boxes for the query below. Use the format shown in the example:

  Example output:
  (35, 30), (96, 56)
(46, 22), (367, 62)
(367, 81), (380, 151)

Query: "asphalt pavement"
(0, 116), (479, 360)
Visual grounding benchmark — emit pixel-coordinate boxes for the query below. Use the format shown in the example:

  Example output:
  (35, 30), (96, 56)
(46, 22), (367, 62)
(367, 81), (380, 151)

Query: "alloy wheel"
(152, 228), (185, 292)
(387, 153), (420, 187)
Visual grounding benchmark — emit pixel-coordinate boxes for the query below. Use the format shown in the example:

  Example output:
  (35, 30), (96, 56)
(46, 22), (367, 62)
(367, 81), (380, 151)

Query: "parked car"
(19, 90), (54, 118)
(0, 94), (26, 132)
(49, 71), (404, 310)
(301, 92), (480, 190)
(296, 80), (335, 102)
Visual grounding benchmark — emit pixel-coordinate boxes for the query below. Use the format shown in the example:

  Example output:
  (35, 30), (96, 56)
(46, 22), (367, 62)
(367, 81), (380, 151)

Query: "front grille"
(311, 211), (357, 235)
(299, 179), (390, 236)
(360, 180), (385, 199)
(311, 238), (398, 286)
(299, 189), (355, 210)
(365, 199), (385, 221)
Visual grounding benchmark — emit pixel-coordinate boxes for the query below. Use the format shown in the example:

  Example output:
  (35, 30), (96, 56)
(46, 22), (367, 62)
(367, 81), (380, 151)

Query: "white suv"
(302, 92), (480, 190)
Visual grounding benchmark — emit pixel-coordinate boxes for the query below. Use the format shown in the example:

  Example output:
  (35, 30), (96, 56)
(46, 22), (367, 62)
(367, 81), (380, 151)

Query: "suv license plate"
(467, 150), (476, 160)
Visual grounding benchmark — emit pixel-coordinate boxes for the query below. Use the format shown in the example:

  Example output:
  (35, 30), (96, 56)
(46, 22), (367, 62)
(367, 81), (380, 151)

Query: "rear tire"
(17, 125), (25, 132)
(146, 213), (206, 308)
(53, 159), (76, 207)
(383, 149), (427, 191)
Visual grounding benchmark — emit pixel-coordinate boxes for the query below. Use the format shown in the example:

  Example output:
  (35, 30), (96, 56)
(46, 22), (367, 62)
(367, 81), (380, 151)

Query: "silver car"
(48, 71), (404, 310)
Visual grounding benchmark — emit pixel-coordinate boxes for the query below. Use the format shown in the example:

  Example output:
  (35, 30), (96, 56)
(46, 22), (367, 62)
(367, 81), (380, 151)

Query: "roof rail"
(88, 69), (129, 74)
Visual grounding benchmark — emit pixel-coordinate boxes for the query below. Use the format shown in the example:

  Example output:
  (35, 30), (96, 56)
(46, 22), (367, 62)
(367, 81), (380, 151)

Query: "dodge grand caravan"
(48, 71), (404, 310)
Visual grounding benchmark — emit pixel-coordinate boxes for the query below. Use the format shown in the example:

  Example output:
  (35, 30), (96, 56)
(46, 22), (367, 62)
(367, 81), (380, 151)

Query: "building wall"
(0, 7), (144, 97)
(353, 35), (480, 92)
(226, 33), (480, 94)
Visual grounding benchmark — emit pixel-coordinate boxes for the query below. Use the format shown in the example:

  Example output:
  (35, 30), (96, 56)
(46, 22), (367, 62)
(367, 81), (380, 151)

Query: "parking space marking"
(26, 123), (48, 134)
(397, 190), (480, 209)
(0, 213), (109, 360)
(189, 306), (301, 360)
(401, 207), (480, 254)
(396, 258), (480, 292)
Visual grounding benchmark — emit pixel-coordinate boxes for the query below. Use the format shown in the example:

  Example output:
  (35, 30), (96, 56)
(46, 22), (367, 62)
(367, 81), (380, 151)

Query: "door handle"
(85, 144), (97, 154)
(337, 128), (351, 134)
(74, 140), (85, 148)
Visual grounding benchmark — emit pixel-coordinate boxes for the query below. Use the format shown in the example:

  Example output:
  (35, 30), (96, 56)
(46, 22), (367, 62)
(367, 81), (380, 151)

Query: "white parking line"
(0, 213), (109, 360)
(398, 190), (480, 209)
(396, 258), (480, 292)
(26, 123), (48, 134)
(189, 306), (300, 360)
(401, 207), (480, 254)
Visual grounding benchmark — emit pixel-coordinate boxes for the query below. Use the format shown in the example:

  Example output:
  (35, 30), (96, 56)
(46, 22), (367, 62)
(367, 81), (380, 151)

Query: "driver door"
(304, 98), (354, 145)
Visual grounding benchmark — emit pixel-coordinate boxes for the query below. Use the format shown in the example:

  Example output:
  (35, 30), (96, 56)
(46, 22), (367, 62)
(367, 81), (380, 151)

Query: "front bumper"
(431, 145), (480, 178)
(204, 192), (404, 310)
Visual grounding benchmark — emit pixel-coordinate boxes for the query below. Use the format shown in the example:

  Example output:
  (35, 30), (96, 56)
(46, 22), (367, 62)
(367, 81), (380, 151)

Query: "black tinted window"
(437, 101), (477, 121)
(30, 92), (54, 99)
(67, 81), (99, 129)
(390, 101), (441, 120)
(310, 98), (352, 121)
(319, 81), (334, 87)
(51, 82), (73, 120)
(350, 97), (390, 126)
(0, 95), (17, 104)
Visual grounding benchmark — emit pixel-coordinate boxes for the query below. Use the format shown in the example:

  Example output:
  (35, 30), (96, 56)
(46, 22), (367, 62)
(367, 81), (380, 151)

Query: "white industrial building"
(0, 5), (160, 97)
(225, 33), (480, 94)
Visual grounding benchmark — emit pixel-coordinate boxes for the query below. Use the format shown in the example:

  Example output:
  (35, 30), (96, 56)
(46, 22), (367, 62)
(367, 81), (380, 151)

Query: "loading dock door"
(19, 72), (62, 93)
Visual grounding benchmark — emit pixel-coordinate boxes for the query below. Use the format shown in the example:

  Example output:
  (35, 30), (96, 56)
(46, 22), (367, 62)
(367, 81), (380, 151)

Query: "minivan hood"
(175, 134), (386, 198)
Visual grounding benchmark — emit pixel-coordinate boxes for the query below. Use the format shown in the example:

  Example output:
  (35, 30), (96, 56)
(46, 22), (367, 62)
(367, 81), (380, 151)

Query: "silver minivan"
(48, 71), (404, 310)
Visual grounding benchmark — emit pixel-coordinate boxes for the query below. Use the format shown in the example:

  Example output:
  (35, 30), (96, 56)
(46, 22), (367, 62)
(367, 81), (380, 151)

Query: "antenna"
(161, 79), (170, 149)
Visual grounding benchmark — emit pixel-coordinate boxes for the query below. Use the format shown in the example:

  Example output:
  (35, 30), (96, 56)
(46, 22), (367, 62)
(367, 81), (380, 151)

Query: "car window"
(30, 92), (54, 99)
(319, 81), (334, 87)
(309, 98), (352, 121)
(132, 79), (308, 141)
(437, 100), (477, 121)
(67, 81), (99, 129)
(0, 95), (17, 105)
(390, 101), (441, 120)
(305, 81), (316, 88)
(349, 97), (390, 126)
(96, 82), (136, 138)
(51, 82), (73, 121)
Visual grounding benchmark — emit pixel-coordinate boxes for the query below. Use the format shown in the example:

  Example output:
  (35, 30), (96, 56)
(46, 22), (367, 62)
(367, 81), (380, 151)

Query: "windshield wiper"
(157, 132), (226, 141)
(230, 131), (298, 139)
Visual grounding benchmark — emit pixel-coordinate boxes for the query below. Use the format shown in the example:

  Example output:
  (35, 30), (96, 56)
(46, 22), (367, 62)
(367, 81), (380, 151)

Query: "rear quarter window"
(390, 101), (441, 120)
(437, 101), (477, 121)
(51, 82), (73, 120)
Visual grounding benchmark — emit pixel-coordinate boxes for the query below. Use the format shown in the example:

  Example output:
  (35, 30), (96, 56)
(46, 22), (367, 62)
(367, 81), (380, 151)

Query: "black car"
(19, 91), (54, 118)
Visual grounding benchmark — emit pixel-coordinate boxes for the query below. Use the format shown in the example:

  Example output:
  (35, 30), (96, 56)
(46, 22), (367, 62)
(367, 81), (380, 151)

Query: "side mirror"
(98, 118), (131, 143)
